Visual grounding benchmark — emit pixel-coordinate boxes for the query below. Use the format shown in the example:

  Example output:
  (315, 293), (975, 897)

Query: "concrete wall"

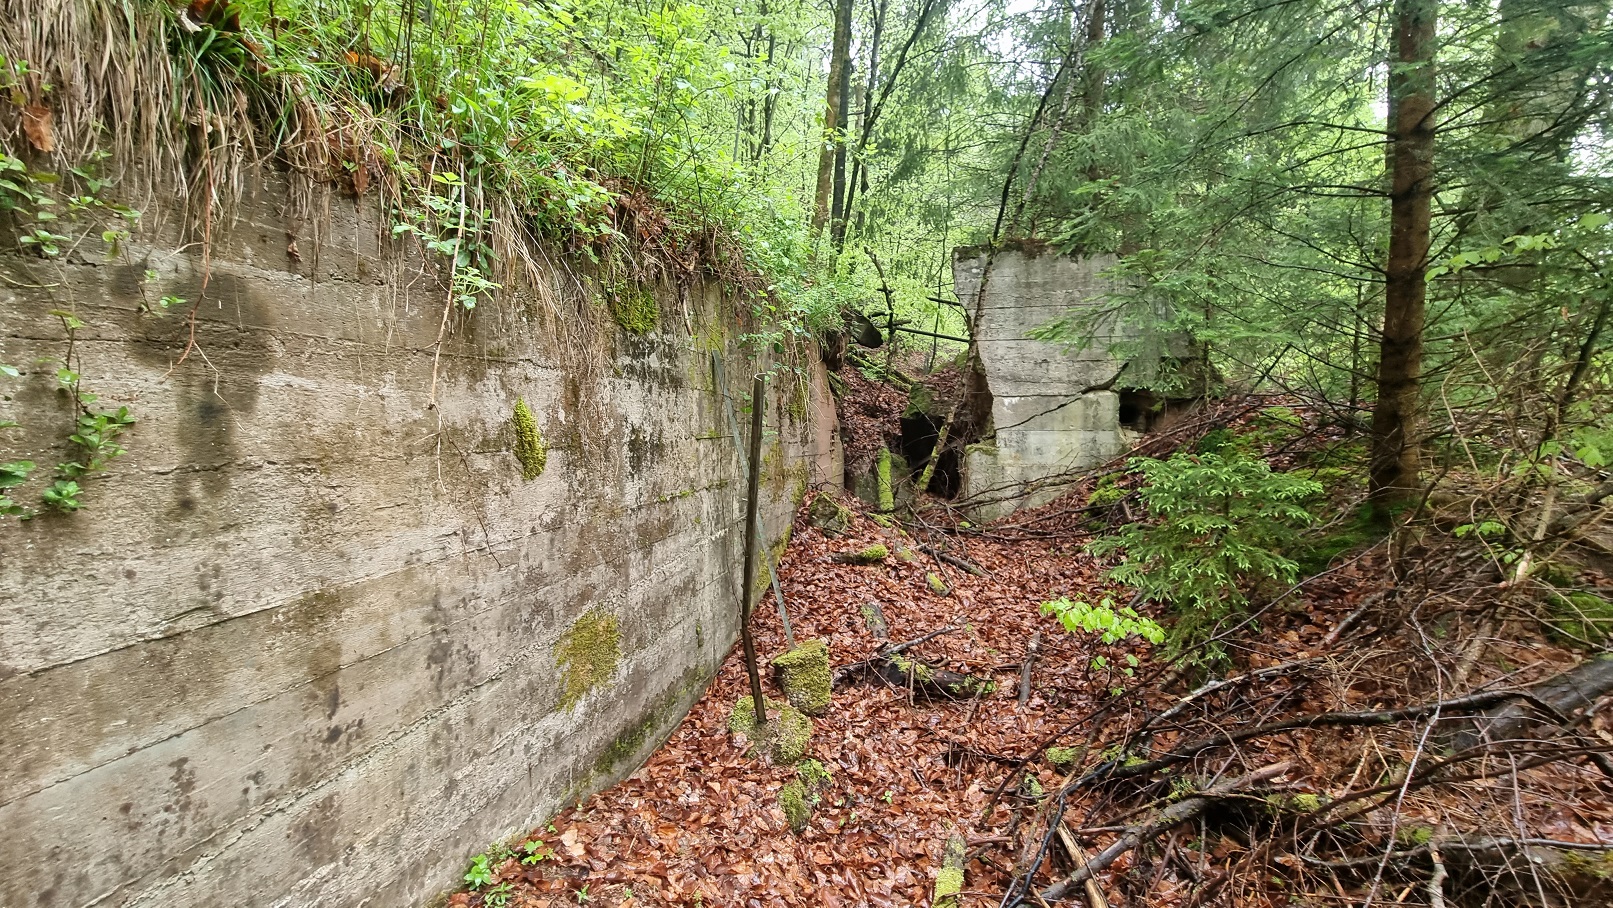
(954, 247), (1129, 518)
(0, 175), (825, 908)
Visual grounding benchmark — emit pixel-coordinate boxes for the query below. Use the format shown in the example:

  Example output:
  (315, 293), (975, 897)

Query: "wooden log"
(1018, 632), (1040, 708)
(1450, 653), (1613, 752)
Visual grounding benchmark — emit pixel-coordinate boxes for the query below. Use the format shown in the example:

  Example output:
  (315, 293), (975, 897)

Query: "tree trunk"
(1368, 0), (1436, 520)
(813, 0), (854, 233)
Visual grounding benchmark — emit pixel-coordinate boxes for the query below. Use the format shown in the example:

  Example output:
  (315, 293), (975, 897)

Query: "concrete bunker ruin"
(952, 245), (1203, 518)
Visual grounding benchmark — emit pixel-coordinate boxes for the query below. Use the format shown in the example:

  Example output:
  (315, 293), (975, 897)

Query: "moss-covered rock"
(797, 758), (832, 788)
(555, 610), (621, 709)
(876, 446), (895, 512)
(807, 494), (852, 537)
(779, 779), (812, 833)
(511, 398), (548, 480)
(772, 638), (832, 715)
(728, 695), (813, 765)
(860, 602), (889, 639)
(926, 572), (950, 596)
(834, 544), (888, 565)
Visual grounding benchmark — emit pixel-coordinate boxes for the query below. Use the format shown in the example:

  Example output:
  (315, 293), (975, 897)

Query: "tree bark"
(813, 0), (854, 233)
(1368, 0), (1436, 519)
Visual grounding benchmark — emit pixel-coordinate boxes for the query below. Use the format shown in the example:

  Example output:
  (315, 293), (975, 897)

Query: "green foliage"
(1040, 596), (1165, 645)
(1090, 452), (1322, 665)
(0, 460), (36, 517)
(520, 838), (555, 865)
(463, 850), (499, 889)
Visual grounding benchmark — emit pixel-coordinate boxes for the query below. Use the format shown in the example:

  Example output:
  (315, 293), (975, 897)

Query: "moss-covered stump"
(728, 695), (813, 765)
(933, 835), (967, 908)
(831, 544), (888, 565)
(771, 638), (832, 715)
(860, 601), (890, 640)
(778, 779), (812, 834)
(806, 494), (852, 537)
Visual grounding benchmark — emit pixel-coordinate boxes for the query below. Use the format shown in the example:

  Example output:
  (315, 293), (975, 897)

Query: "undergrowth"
(0, 0), (842, 340)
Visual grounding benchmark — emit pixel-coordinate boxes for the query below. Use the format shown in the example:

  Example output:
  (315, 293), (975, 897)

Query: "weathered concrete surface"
(0, 174), (827, 908)
(953, 248), (1130, 518)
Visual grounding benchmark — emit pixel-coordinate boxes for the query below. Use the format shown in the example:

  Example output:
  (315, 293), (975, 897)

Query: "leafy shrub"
(1090, 451), (1322, 666)
(1040, 596), (1165, 645)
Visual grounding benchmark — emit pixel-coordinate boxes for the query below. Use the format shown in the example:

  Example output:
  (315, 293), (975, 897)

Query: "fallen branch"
(920, 544), (989, 577)
(832, 625), (960, 684)
(1074, 688), (1559, 789)
(1040, 763), (1293, 902)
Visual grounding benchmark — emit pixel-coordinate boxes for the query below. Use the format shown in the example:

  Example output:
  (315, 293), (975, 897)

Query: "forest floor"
(450, 404), (1613, 908)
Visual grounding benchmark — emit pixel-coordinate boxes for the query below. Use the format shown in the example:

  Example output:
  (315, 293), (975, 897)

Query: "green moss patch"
(556, 609), (621, 710)
(728, 695), (813, 765)
(835, 544), (888, 565)
(933, 835), (967, 908)
(1046, 746), (1080, 767)
(926, 572), (950, 596)
(778, 779), (812, 833)
(772, 638), (832, 715)
(511, 399), (548, 480)
(876, 446), (894, 512)
(797, 758), (832, 787)
(610, 284), (659, 334)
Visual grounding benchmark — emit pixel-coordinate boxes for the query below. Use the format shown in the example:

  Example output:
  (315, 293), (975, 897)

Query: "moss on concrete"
(610, 284), (659, 334)
(933, 867), (964, 907)
(807, 494), (851, 537)
(772, 638), (832, 715)
(933, 835), (967, 908)
(779, 779), (812, 833)
(555, 609), (621, 710)
(1561, 848), (1613, 879)
(511, 398), (548, 480)
(860, 602), (889, 638)
(875, 446), (894, 512)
